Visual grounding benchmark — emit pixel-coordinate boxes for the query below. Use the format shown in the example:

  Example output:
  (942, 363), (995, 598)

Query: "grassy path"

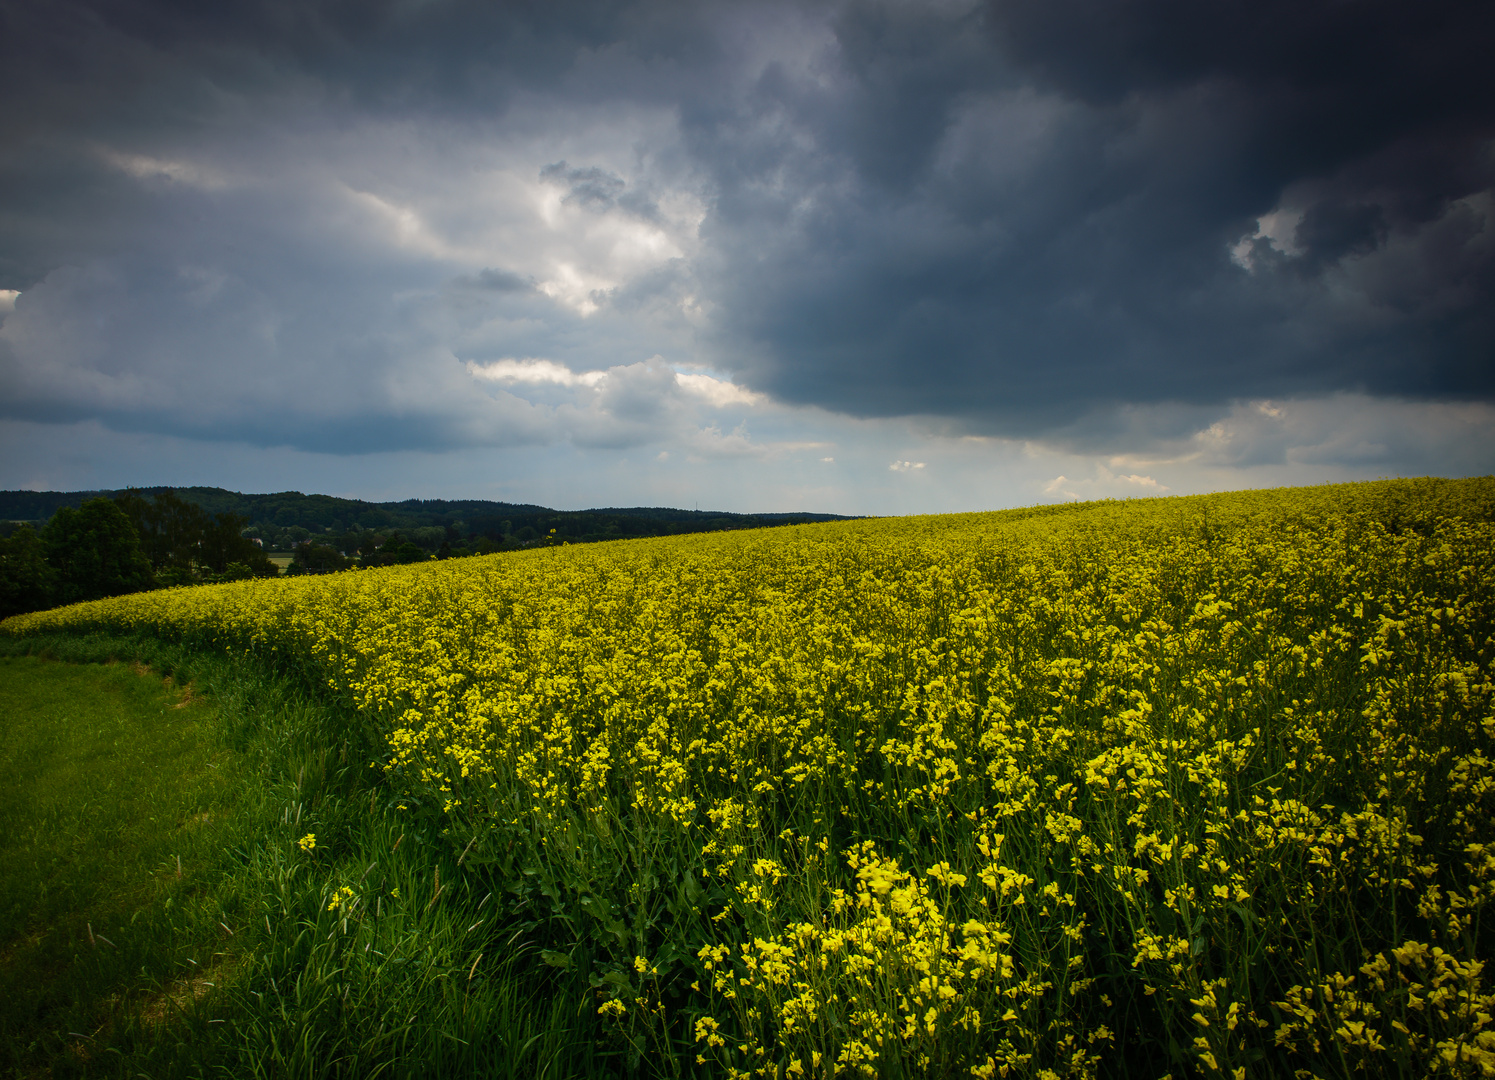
(0, 643), (599, 1080)
(0, 656), (250, 1076)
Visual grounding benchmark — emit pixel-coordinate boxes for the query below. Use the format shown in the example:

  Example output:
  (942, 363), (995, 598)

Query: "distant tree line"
(0, 487), (852, 555)
(0, 492), (276, 619)
(285, 524), (567, 574)
(1, 486), (856, 617)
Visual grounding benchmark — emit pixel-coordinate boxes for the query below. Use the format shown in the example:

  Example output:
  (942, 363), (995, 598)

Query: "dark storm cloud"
(0, 0), (732, 160)
(988, 0), (1495, 275)
(0, 0), (1490, 456)
(681, 0), (1495, 433)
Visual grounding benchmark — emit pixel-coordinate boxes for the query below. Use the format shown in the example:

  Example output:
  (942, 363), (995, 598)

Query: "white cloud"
(674, 371), (763, 407)
(342, 186), (466, 261)
(1092, 395), (1495, 476)
(99, 149), (231, 190)
(678, 424), (830, 460)
(1042, 465), (1165, 501)
(1230, 207), (1305, 269)
(468, 357), (608, 388)
(536, 263), (611, 316)
(0, 290), (17, 312)
(889, 460), (926, 472)
(459, 355), (777, 452)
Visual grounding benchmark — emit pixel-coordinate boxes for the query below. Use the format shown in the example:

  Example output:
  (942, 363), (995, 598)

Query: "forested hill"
(0, 487), (854, 548)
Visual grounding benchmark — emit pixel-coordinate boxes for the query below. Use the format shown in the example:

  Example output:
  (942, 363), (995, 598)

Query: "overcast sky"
(2, 0), (1491, 514)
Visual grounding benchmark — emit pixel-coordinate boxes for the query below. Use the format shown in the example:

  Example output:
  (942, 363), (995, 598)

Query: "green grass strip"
(0, 654), (245, 1074)
(0, 634), (602, 1080)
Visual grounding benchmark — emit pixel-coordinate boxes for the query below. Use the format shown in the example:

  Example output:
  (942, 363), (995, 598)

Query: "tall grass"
(0, 633), (604, 1079)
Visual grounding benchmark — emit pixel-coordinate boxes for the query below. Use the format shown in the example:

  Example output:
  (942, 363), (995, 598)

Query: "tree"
(199, 510), (272, 575)
(41, 499), (155, 604)
(293, 542), (349, 572)
(0, 524), (57, 618)
(392, 540), (428, 564)
(115, 489), (209, 571)
(356, 532), (429, 567)
(116, 490), (277, 579)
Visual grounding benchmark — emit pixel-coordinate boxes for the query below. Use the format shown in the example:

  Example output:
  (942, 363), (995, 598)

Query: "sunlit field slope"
(6, 477), (1494, 1078)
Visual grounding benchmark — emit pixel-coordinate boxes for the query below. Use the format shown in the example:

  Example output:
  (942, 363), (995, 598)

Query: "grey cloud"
(0, 0), (1490, 461)
(1293, 204), (1389, 272)
(460, 268), (535, 292)
(1191, 396), (1495, 477)
(1044, 392), (1495, 482)
(669, 0), (1494, 438)
(0, 0), (710, 122)
(540, 159), (662, 220)
(541, 161), (625, 210)
(460, 356), (758, 452)
(0, 253), (564, 453)
(592, 358), (679, 423)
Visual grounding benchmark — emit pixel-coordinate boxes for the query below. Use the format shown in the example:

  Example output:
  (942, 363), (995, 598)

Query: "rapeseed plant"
(6, 477), (1493, 1076)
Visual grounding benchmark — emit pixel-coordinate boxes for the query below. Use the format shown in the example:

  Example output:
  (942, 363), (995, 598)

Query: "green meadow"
(0, 639), (596, 1079)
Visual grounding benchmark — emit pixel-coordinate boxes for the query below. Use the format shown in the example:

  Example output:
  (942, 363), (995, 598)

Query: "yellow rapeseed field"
(7, 478), (1494, 1077)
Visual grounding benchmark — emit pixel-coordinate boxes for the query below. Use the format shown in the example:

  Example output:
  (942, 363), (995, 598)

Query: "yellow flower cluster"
(693, 839), (1102, 1078)
(6, 477), (1493, 1076)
